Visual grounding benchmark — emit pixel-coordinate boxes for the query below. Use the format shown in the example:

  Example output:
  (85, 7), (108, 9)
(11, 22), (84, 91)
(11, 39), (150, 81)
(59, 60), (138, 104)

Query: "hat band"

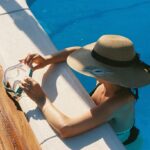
(91, 50), (138, 67)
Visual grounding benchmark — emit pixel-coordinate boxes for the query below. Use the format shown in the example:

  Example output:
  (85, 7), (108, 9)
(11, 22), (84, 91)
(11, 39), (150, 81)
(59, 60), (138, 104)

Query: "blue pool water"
(27, 0), (150, 149)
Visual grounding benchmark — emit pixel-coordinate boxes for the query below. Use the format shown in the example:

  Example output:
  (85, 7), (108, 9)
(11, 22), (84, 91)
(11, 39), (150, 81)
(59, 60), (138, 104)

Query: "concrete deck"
(0, 0), (126, 149)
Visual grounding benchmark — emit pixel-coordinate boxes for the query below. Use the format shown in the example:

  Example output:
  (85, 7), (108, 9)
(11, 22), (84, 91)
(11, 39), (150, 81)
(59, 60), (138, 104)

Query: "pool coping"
(0, 0), (126, 150)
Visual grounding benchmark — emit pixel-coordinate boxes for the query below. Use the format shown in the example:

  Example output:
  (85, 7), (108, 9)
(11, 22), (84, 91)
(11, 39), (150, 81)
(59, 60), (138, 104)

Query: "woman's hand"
(20, 77), (46, 105)
(20, 53), (48, 71)
(20, 47), (81, 70)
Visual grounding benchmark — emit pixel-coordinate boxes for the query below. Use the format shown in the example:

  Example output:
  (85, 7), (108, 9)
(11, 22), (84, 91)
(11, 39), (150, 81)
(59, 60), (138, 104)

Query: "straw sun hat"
(67, 35), (150, 88)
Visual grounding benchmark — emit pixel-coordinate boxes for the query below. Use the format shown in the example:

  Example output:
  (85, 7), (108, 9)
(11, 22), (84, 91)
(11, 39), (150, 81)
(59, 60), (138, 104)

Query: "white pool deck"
(0, 0), (126, 149)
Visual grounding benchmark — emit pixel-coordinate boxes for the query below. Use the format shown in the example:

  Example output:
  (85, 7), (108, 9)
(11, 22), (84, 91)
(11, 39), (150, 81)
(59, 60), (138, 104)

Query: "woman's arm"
(45, 46), (81, 65)
(39, 97), (112, 138)
(20, 78), (120, 138)
(22, 46), (81, 70)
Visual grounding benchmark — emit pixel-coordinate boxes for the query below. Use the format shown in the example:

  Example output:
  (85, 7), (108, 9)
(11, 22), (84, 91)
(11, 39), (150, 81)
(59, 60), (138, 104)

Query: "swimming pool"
(27, 0), (150, 149)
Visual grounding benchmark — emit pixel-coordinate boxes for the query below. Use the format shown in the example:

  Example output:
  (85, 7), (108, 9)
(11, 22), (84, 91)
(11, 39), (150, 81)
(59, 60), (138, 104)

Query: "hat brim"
(67, 43), (150, 88)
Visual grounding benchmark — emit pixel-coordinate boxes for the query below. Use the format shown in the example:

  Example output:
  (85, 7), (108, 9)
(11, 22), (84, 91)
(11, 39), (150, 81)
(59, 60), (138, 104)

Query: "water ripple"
(50, 0), (150, 37)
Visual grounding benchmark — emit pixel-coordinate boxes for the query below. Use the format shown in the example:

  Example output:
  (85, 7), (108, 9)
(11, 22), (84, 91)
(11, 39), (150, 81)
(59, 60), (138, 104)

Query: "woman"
(20, 35), (150, 144)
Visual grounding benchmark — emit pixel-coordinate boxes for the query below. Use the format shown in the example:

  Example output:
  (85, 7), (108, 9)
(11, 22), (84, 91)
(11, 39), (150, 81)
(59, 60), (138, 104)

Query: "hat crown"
(94, 35), (136, 61)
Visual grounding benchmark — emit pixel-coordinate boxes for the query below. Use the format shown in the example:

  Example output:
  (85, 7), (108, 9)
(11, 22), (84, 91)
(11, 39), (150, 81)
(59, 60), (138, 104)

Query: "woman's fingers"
(26, 54), (36, 65)
(24, 54), (36, 65)
(20, 53), (46, 71)
(19, 82), (30, 92)
(21, 81), (30, 88)
(19, 78), (45, 102)
(24, 77), (33, 83)
(25, 54), (42, 69)
(19, 84), (28, 91)
(21, 78), (33, 89)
